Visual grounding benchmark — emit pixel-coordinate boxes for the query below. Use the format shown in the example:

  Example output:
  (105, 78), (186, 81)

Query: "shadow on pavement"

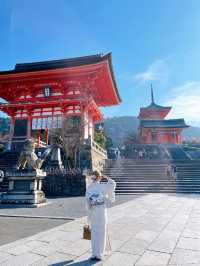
(50, 259), (100, 266)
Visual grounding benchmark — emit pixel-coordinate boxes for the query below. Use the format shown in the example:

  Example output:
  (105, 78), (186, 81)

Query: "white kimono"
(86, 178), (116, 259)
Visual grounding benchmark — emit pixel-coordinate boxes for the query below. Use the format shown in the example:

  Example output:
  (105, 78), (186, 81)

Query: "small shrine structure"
(138, 86), (189, 144)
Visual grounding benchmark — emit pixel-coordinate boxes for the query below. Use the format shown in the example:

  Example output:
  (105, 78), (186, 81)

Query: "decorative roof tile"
(140, 119), (189, 128)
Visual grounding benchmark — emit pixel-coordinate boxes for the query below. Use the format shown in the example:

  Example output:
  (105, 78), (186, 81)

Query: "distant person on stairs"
(166, 164), (172, 178)
(138, 150), (143, 159)
(172, 165), (177, 180)
(0, 169), (4, 182)
(85, 170), (116, 261)
(115, 147), (121, 160)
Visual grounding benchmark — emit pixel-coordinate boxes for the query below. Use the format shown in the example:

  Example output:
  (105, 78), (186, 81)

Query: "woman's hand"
(101, 175), (109, 182)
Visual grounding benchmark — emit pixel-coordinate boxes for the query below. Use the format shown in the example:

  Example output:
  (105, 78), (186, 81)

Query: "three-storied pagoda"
(0, 54), (121, 150)
(138, 86), (189, 144)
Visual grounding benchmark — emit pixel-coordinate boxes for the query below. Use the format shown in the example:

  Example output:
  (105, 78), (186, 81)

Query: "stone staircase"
(166, 145), (191, 160)
(103, 159), (200, 194)
(174, 161), (200, 193)
(0, 151), (19, 192)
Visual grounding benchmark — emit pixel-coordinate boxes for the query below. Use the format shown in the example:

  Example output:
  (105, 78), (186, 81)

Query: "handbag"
(83, 225), (91, 240)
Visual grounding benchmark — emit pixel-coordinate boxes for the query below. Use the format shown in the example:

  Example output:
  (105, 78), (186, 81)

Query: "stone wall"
(43, 173), (86, 196)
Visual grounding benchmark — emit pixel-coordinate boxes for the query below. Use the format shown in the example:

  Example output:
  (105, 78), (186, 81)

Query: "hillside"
(103, 116), (139, 146)
(104, 116), (200, 147)
(183, 126), (200, 138)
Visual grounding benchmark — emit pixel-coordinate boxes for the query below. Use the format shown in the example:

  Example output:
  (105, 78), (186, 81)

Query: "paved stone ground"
(1, 193), (200, 265)
(0, 217), (67, 246)
(0, 195), (141, 246)
(0, 195), (141, 218)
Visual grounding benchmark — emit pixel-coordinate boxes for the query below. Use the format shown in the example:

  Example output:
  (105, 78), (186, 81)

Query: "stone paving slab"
(135, 250), (171, 265)
(169, 248), (200, 265)
(0, 195), (140, 218)
(0, 217), (67, 246)
(1, 193), (200, 265)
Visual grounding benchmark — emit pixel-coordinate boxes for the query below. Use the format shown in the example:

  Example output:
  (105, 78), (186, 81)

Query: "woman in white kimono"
(86, 170), (116, 261)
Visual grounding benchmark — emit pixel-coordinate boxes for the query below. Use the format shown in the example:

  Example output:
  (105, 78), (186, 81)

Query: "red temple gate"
(0, 54), (121, 150)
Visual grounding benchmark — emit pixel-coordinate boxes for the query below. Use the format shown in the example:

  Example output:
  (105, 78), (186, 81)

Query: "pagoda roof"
(142, 102), (171, 110)
(139, 103), (172, 120)
(0, 53), (121, 106)
(140, 119), (189, 128)
(140, 102), (172, 112)
(139, 86), (172, 119)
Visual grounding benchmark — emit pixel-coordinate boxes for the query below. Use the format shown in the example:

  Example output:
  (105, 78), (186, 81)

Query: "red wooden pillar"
(45, 128), (49, 145)
(179, 133), (182, 144)
(27, 116), (32, 139)
(157, 130), (161, 144)
(177, 130), (182, 144)
(37, 130), (41, 147)
(8, 116), (15, 150)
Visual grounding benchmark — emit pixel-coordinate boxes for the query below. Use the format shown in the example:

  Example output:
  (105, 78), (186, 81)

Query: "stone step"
(114, 180), (200, 183)
(108, 177), (170, 180)
(116, 185), (200, 189)
(115, 190), (198, 193)
(115, 185), (200, 193)
(114, 181), (200, 183)
(104, 172), (168, 175)
(115, 186), (200, 190)
(104, 169), (167, 171)
(107, 164), (170, 166)
(105, 174), (169, 176)
(104, 172), (200, 176)
(104, 168), (167, 171)
(107, 162), (200, 166)
(107, 166), (200, 168)
(112, 176), (200, 179)
(177, 170), (200, 171)
(111, 177), (171, 180)
(177, 171), (200, 173)
(104, 170), (168, 172)
(115, 190), (200, 194)
(110, 175), (200, 178)
(177, 169), (200, 171)
(106, 164), (169, 167)
(177, 175), (200, 177)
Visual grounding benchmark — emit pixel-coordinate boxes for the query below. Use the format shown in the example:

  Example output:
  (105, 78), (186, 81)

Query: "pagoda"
(138, 85), (189, 144)
(0, 53), (121, 150)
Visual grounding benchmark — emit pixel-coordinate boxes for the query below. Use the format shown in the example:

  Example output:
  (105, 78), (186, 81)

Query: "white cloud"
(133, 59), (169, 85)
(165, 81), (200, 126)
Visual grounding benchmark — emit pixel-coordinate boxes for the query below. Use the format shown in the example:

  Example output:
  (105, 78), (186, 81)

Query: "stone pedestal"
(1, 169), (46, 205)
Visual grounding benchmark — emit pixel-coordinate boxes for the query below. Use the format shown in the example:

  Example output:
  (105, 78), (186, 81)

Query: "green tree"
(94, 131), (107, 149)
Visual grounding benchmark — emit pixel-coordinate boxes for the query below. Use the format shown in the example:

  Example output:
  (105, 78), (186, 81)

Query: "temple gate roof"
(0, 53), (121, 107)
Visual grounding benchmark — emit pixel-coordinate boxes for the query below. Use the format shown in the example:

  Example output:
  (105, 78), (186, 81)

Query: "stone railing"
(90, 140), (107, 172)
(80, 138), (107, 173)
(91, 140), (107, 158)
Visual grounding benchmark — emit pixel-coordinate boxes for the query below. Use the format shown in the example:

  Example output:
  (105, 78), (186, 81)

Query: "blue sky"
(1, 0), (200, 125)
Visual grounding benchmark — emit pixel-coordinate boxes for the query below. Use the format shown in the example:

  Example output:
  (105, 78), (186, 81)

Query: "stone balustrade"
(90, 140), (107, 172)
